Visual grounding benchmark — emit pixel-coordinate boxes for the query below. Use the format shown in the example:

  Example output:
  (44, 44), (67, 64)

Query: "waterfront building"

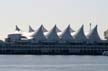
(2, 24), (108, 55)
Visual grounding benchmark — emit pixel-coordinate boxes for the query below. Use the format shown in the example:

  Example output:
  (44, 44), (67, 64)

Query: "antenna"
(89, 22), (91, 32)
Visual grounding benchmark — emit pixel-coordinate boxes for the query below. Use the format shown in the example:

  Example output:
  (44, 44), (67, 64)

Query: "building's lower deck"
(0, 43), (108, 55)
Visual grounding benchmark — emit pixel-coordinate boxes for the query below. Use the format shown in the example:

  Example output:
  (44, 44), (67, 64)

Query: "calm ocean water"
(0, 55), (107, 71)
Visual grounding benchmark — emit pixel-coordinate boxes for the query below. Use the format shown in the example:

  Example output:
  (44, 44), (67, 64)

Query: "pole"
(89, 22), (91, 32)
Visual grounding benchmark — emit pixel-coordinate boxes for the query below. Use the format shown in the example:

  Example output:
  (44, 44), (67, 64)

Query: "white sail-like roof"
(31, 25), (47, 43)
(40, 24), (48, 32)
(29, 25), (34, 32)
(55, 25), (61, 32)
(59, 25), (74, 43)
(67, 24), (75, 32)
(15, 25), (21, 32)
(87, 25), (101, 43)
(47, 25), (60, 42)
(74, 25), (87, 43)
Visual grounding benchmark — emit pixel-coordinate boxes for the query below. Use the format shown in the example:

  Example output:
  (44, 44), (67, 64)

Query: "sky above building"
(0, 0), (108, 40)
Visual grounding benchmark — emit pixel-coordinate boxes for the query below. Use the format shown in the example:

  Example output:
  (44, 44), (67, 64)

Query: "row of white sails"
(12, 24), (106, 43)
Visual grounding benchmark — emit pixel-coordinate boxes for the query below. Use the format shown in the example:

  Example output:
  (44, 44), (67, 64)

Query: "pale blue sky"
(0, 0), (108, 39)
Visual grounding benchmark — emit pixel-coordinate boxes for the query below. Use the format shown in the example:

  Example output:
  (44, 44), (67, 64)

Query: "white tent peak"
(67, 24), (75, 32)
(60, 25), (74, 43)
(29, 25), (34, 32)
(47, 25), (60, 42)
(40, 24), (48, 32)
(87, 25), (101, 43)
(31, 25), (46, 42)
(15, 25), (21, 32)
(74, 25), (87, 43)
(53, 24), (61, 32)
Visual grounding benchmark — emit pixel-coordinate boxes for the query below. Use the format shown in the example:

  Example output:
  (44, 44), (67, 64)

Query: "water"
(0, 55), (108, 71)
